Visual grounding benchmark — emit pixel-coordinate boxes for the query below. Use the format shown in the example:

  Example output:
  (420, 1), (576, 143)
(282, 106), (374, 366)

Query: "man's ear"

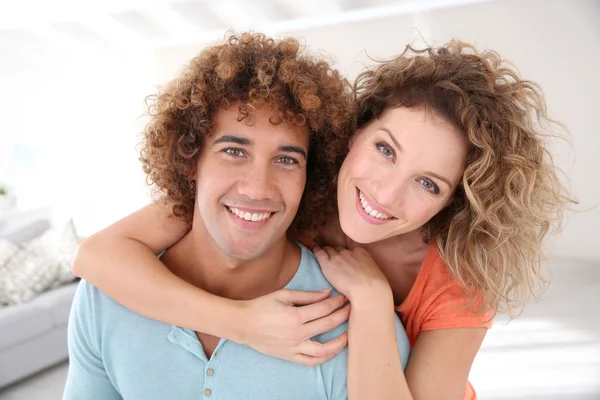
(184, 163), (198, 181)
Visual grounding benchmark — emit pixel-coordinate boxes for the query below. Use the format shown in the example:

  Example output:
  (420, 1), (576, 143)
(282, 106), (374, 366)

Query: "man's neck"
(161, 227), (301, 301)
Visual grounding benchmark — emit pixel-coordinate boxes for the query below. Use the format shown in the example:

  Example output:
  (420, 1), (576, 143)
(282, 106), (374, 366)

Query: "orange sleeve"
(420, 277), (494, 332)
(398, 245), (494, 346)
(397, 245), (492, 400)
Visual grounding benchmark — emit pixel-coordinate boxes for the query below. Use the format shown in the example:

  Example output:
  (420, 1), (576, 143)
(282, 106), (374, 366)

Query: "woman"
(72, 39), (573, 399)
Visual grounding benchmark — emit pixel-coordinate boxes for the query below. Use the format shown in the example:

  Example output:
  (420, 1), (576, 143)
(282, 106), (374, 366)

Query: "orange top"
(396, 243), (494, 400)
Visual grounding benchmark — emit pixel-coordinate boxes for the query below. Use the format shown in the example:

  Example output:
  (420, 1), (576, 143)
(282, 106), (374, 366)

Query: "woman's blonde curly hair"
(140, 32), (354, 242)
(355, 40), (575, 316)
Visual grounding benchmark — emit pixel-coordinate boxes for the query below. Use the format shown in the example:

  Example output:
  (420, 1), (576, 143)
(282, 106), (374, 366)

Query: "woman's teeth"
(359, 191), (393, 220)
(227, 206), (272, 222)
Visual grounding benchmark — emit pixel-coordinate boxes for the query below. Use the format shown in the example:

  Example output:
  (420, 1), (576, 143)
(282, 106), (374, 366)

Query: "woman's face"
(337, 106), (469, 244)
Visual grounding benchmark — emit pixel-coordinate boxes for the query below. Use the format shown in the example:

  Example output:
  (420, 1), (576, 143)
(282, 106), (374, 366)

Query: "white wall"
(288, 0), (600, 262)
(155, 0), (600, 261)
(408, 0), (600, 262)
(1, 51), (157, 236)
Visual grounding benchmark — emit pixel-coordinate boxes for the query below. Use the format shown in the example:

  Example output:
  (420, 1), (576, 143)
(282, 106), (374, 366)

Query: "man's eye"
(224, 148), (244, 157)
(376, 143), (394, 159)
(277, 156), (298, 165)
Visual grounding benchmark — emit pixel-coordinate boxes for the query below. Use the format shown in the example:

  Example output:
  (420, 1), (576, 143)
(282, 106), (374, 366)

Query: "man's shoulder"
(287, 244), (332, 292)
(71, 279), (172, 349)
(74, 279), (115, 307)
(72, 279), (138, 324)
(289, 244), (349, 342)
(73, 279), (102, 308)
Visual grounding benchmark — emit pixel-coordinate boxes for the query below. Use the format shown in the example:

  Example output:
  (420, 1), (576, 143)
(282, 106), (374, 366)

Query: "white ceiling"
(0, 0), (493, 74)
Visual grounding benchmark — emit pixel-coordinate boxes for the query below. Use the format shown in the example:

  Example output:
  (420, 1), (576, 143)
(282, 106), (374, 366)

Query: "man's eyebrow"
(280, 145), (307, 159)
(212, 135), (307, 159)
(212, 135), (253, 147)
(381, 127), (403, 153)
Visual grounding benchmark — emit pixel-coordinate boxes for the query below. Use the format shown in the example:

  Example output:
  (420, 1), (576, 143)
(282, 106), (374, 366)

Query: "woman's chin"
(347, 233), (376, 244)
(340, 219), (415, 245)
(340, 222), (384, 244)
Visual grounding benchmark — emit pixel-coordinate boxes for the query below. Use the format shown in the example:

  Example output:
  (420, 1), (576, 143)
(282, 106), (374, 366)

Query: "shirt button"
(206, 369), (214, 376)
(204, 389), (212, 397)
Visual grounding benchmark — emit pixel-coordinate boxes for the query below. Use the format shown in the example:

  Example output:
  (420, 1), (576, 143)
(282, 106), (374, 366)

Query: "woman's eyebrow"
(381, 127), (403, 153)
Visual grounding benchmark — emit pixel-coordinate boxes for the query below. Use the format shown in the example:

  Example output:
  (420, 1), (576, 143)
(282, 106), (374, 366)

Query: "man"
(64, 32), (409, 400)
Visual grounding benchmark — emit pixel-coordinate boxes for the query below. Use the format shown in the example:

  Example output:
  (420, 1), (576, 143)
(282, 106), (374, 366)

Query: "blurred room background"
(0, 0), (598, 398)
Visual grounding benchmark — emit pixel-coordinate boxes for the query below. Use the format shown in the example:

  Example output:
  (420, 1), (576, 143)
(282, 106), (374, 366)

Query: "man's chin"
(220, 241), (269, 262)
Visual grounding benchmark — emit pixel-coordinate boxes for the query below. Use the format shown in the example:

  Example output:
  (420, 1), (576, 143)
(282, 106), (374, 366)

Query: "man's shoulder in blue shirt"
(64, 244), (410, 400)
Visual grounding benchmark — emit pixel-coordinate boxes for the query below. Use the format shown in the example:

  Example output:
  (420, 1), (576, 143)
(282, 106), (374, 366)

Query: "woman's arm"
(348, 288), (410, 399)
(315, 246), (487, 399)
(404, 327), (487, 399)
(73, 203), (350, 365)
(73, 203), (224, 331)
(349, 290), (486, 399)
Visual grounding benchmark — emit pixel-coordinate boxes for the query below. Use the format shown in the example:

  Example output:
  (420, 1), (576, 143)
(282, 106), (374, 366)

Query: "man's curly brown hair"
(354, 40), (576, 315)
(140, 32), (354, 242)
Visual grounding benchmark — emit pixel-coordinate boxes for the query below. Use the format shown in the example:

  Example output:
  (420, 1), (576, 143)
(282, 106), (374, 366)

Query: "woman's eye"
(277, 156), (298, 165)
(420, 179), (440, 194)
(376, 143), (395, 159)
(224, 148), (244, 157)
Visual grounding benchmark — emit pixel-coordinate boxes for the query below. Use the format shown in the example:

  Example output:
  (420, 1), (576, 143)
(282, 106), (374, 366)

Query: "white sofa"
(0, 210), (79, 389)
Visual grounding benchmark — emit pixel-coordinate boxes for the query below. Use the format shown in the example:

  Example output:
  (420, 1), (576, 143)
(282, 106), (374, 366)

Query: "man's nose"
(237, 161), (275, 201)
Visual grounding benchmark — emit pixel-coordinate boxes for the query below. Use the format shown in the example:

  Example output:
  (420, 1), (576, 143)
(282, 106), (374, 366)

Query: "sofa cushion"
(0, 248), (57, 306)
(0, 219), (80, 306)
(0, 239), (19, 263)
(1, 219), (50, 245)
(0, 302), (54, 350)
(27, 219), (80, 285)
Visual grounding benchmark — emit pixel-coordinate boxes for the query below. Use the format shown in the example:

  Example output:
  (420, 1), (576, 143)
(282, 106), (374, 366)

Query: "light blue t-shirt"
(64, 244), (411, 400)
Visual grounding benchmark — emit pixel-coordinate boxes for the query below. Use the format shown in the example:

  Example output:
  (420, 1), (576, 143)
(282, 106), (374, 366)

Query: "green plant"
(0, 186), (7, 196)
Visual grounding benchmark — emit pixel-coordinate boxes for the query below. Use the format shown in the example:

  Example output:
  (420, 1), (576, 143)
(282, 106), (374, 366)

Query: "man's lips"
(225, 205), (275, 223)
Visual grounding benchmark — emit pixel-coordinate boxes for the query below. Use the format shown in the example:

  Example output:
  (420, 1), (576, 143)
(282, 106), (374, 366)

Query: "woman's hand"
(238, 288), (350, 366)
(313, 246), (392, 302)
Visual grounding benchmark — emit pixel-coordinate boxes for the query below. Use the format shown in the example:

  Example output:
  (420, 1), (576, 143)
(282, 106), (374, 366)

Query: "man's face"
(195, 103), (309, 260)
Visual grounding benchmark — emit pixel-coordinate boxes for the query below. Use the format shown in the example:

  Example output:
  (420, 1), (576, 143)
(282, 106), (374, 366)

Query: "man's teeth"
(227, 207), (272, 222)
(359, 191), (392, 220)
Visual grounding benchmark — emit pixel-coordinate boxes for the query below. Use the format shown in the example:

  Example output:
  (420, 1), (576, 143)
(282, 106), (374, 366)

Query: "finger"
(294, 332), (348, 365)
(334, 246), (346, 253)
(297, 293), (347, 322)
(299, 333), (348, 359)
(313, 246), (329, 263)
(279, 288), (332, 306)
(293, 354), (333, 367)
(300, 303), (351, 340)
(321, 246), (339, 258)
